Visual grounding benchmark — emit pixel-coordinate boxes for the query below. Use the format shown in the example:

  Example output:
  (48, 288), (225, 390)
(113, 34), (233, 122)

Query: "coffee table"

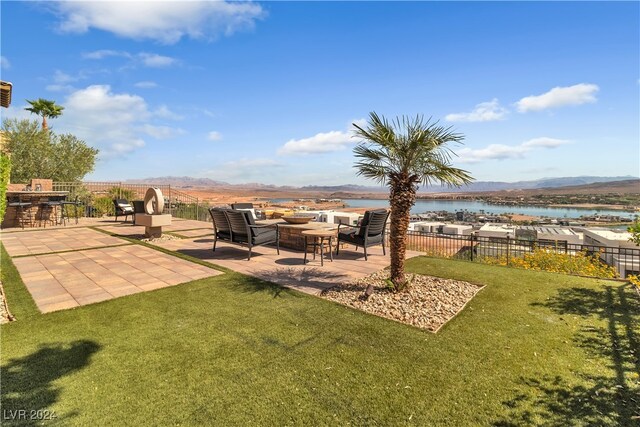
(301, 229), (337, 266)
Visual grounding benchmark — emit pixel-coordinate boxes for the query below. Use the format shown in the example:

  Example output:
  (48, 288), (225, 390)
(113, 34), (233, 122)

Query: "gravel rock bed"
(322, 270), (483, 332)
(132, 234), (181, 243)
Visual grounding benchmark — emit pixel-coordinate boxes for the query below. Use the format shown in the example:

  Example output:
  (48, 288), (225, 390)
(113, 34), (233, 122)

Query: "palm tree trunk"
(42, 116), (48, 130)
(388, 174), (417, 291)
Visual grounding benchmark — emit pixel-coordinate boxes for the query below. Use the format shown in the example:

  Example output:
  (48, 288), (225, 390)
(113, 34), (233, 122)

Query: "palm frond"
(352, 111), (474, 188)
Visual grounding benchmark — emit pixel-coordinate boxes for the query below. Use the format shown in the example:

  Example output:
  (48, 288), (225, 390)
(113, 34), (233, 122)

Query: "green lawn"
(1, 245), (639, 426)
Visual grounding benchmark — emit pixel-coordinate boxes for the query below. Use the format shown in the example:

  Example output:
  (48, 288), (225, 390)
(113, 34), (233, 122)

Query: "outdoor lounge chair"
(224, 209), (279, 260)
(231, 202), (265, 220)
(209, 208), (233, 251)
(336, 209), (389, 260)
(113, 199), (134, 223)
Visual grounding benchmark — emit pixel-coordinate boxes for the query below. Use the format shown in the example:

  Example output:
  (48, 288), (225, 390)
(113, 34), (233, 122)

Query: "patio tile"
(40, 300), (80, 312)
(12, 242), (223, 313)
(151, 237), (420, 296)
(2, 227), (128, 257)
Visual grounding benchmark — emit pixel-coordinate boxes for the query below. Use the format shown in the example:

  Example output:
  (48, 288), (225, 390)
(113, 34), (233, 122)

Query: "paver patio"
(3, 217), (417, 312)
(153, 236), (420, 295)
(11, 244), (222, 313)
(95, 218), (213, 237)
(1, 227), (127, 257)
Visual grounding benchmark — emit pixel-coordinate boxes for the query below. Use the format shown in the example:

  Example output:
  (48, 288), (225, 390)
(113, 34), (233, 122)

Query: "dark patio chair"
(230, 202), (265, 220)
(209, 208), (233, 251)
(224, 209), (279, 260)
(113, 199), (134, 222)
(60, 196), (82, 225)
(230, 202), (254, 210)
(7, 196), (32, 229)
(336, 209), (389, 261)
(132, 200), (145, 225)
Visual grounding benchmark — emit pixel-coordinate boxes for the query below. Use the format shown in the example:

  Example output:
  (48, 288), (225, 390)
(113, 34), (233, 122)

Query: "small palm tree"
(353, 112), (473, 291)
(24, 98), (64, 130)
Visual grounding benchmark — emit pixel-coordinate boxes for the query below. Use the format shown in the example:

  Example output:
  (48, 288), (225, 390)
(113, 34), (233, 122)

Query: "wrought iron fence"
(52, 182), (211, 221)
(390, 230), (640, 279)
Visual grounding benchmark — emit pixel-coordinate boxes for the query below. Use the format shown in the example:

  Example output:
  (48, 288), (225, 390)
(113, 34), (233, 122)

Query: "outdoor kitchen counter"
(3, 191), (69, 228)
(257, 219), (338, 251)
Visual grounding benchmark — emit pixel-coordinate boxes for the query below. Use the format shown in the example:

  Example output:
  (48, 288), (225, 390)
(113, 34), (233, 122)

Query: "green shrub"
(0, 152), (11, 220)
(91, 196), (115, 217)
(628, 221), (640, 246)
(107, 186), (137, 201)
(480, 248), (618, 279)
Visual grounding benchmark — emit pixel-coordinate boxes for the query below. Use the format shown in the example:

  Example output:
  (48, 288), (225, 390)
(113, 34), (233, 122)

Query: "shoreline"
(547, 203), (639, 212)
(177, 188), (638, 216)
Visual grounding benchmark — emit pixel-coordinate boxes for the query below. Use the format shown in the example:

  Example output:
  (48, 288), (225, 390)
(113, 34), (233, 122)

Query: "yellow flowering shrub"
(628, 274), (640, 289)
(481, 248), (619, 279)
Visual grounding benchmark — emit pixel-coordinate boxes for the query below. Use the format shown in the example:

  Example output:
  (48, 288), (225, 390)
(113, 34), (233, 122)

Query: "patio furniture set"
(209, 206), (390, 265)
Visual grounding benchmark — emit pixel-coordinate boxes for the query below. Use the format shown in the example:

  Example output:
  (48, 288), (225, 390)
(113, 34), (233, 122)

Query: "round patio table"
(302, 229), (336, 266)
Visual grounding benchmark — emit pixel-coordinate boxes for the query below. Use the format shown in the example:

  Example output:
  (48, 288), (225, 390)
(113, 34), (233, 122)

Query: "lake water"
(272, 198), (637, 219)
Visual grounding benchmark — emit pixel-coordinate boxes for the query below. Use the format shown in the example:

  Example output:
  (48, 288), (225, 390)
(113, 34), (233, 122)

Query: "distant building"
(477, 224), (516, 239)
(413, 222), (445, 233)
(582, 228), (639, 278)
(518, 226), (583, 245)
(442, 224), (473, 236)
(333, 212), (362, 226)
(478, 224), (582, 244)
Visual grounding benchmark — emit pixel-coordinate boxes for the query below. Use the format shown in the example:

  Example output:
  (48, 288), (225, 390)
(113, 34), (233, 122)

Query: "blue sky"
(1, 1), (638, 186)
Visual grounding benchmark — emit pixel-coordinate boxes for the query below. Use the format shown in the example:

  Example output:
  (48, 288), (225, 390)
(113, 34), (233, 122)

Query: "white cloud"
(2, 105), (33, 121)
(140, 124), (185, 140)
(138, 53), (176, 68)
(62, 85), (150, 156)
(279, 130), (354, 155)
(53, 1), (265, 44)
(82, 49), (127, 60)
(351, 118), (367, 129)
(45, 69), (93, 92)
(134, 81), (158, 89)
(59, 85), (185, 156)
(153, 105), (183, 120)
(46, 84), (75, 93)
(458, 137), (571, 163)
(445, 99), (508, 122)
(208, 131), (223, 141)
(457, 144), (529, 163)
(521, 137), (570, 148)
(516, 83), (599, 112)
(83, 50), (178, 68)
(1, 56), (10, 69)
(51, 70), (78, 84)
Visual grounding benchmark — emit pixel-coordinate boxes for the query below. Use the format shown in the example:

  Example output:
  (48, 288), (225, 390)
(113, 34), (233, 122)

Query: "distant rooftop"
(520, 225), (580, 236)
(479, 224), (516, 232)
(584, 228), (632, 241)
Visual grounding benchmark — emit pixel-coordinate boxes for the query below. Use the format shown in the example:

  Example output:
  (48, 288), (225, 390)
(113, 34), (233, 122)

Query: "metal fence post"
(506, 235), (510, 265)
(470, 233), (475, 261)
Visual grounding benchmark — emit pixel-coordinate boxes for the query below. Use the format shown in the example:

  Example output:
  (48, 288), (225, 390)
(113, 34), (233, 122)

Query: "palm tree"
(24, 98), (64, 130)
(353, 112), (473, 291)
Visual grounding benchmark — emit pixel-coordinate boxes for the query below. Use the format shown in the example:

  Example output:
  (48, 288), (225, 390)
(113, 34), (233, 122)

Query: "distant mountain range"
(126, 175), (639, 194)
